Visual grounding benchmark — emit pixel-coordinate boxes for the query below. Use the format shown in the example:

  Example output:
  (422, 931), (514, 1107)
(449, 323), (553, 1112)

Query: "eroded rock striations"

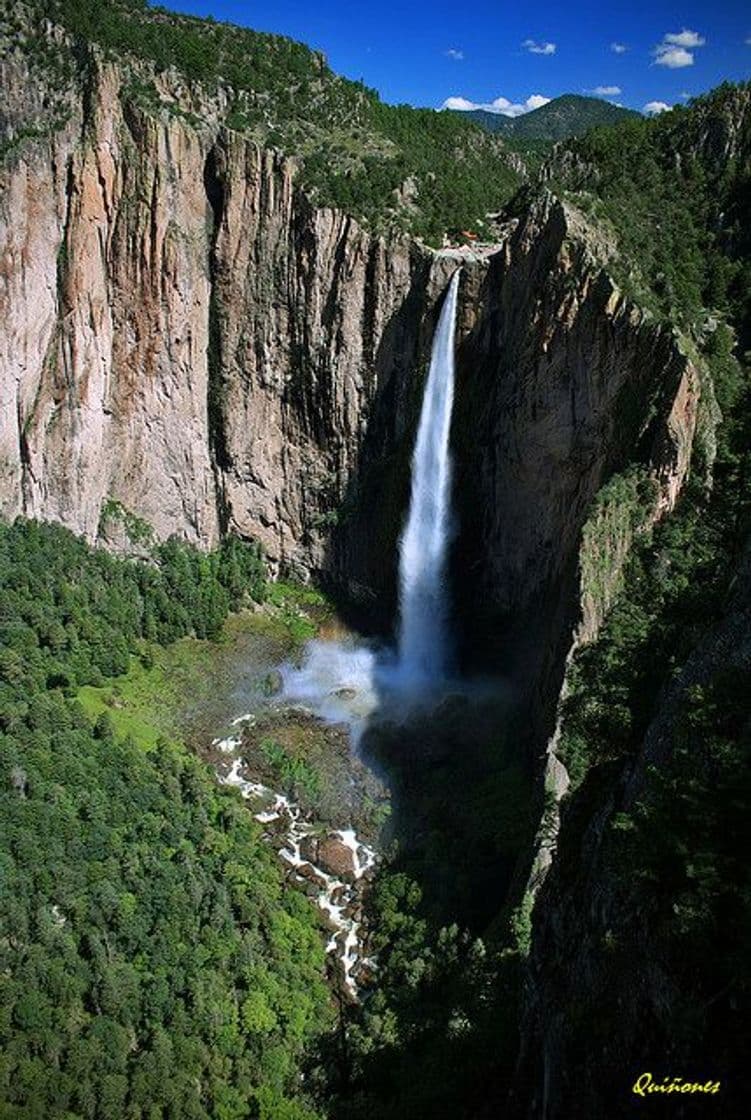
(0, 41), (460, 573)
(1, 28), (713, 854)
(2, 21), (735, 1118)
(1, 38), (701, 607)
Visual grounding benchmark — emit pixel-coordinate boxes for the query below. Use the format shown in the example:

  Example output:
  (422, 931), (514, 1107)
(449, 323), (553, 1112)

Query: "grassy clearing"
(75, 586), (332, 750)
(77, 639), (210, 749)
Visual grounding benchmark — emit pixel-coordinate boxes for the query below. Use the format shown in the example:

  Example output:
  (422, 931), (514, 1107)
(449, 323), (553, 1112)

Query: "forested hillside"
(514, 80), (751, 1111)
(546, 82), (751, 325)
(460, 94), (639, 143)
(0, 523), (330, 1119)
(7, 0), (521, 242)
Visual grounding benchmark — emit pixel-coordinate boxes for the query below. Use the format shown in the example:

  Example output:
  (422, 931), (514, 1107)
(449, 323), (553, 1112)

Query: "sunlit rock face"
(1, 45), (699, 600)
(1, 35), (705, 756)
(0, 43), (458, 573)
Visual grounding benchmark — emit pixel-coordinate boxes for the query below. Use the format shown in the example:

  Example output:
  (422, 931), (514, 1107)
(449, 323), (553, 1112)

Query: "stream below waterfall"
(215, 723), (378, 997)
(202, 270), (468, 996)
(193, 625), (389, 1000)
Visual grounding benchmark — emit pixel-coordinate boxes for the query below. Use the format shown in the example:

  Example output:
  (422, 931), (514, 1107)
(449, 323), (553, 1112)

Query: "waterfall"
(397, 269), (461, 684)
(278, 270), (461, 728)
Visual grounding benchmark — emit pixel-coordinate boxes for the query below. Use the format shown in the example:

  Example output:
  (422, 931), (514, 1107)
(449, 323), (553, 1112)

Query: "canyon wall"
(0, 50), (459, 570)
(1, 43), (706, 727)
(3, 32), (734, 1118)
(511, 542), (751, 1118)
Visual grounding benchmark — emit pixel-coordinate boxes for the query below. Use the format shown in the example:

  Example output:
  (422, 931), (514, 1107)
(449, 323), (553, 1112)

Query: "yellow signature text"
(633, 1072), (721, 1097)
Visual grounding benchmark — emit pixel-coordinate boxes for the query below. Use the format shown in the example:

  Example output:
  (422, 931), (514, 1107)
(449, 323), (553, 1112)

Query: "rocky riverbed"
(208, 700), (389, 998)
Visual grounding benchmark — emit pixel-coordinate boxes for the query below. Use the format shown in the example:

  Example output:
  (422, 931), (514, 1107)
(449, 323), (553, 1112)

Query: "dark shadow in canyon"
(317, 258), (434, 640)
(308, 264), (563, 933)
(308, 234), (683, 934)
(357, 683), (536, 932)
(309, 268), (556, 933)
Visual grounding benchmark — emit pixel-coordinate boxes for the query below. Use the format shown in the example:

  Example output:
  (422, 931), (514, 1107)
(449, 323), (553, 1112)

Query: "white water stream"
(217, 739), (376, 996)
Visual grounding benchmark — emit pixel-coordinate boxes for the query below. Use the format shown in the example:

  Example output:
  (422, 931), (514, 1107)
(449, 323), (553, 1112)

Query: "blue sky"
(159, 1), (750, 116)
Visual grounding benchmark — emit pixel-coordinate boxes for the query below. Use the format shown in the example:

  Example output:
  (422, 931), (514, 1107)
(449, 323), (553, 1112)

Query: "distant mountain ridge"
(458, 94), (641, 143)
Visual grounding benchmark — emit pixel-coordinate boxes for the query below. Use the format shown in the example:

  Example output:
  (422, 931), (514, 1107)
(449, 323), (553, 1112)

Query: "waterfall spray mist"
(397, 270), (461, 684)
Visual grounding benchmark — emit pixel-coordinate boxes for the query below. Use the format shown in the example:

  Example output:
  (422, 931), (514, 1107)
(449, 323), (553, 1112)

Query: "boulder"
(294, 861), (329, 891)
(317, 837), (357, 881)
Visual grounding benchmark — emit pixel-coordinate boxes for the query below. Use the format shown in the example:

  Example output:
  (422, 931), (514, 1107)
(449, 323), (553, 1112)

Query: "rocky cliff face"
(4, 26), (738, 1118)
(0, 46), (459, 568)
(446, 195), (703, 758)
(511, 539), (751, 1118)
(1, 41), (701, 608)
(2, 33), (709, 739)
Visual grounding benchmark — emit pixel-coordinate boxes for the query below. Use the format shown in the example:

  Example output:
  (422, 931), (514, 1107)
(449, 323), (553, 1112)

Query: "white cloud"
(643, 100), (672, 115)
(442, 96), (477, 110)
(610, 42), (628, 54)
(523, 94), (551, 111)
(653, 29), (706, 68)
(588, 85), (622, 95)
(523, 39), (556, 56)
(745, 37), (751, 46)
(445, 48), (464, 61)
(664, 29), (705, 48)
(441, 93), (552, 117)
(654, 44), (694, 68)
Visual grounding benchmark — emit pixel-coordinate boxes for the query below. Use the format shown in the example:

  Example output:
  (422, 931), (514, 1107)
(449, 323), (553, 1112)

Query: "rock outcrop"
(0, 41), (461, 573)
(512, 541), (751, 1118)
(3, 21), (741, 1118)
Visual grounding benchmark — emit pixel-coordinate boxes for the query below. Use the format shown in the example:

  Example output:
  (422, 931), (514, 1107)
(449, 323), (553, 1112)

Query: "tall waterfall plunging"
(397, 269), (461, 683)
(278, 271), (462, 735)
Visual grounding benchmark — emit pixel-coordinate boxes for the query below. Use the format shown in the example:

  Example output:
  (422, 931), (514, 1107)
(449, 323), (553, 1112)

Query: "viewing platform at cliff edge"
(433, 217), (518, 261)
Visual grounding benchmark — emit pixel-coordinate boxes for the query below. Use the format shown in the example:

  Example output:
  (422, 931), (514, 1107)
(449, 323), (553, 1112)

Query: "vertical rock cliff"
(1, 25), (715, 785)
(1, 45), (476, 574)
(6, 18), (747, 1120)
(1, 41), (702, 608)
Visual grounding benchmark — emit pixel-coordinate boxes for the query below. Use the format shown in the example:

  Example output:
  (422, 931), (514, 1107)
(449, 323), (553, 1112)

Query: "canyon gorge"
(2, 4), (750, 1118)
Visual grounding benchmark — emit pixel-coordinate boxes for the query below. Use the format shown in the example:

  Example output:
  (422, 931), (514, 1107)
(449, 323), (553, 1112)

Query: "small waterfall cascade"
(397, 269), (461, 684)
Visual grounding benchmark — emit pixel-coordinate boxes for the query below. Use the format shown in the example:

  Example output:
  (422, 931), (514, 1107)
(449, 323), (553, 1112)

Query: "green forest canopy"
(0, 521), (330, 1119)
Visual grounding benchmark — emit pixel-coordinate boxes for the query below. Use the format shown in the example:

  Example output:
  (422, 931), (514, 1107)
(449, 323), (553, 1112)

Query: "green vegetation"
(3, 2), (751, 1107)
(320, 867), (522, 1120)
(21, 0), (520, 242)
(460, 94), (639, 144)
(259, 737), (322, 802)
(304, 701), (536, 1119)
(617, 666), (751, 1034)
(98, 498), (154, 547)
(578, 467), (658, 631)
(548, 83), (751, 324)
(76, 632), (247, 751)
(560, 453), (749, 789)
(0, 519), (331, 1119)
(301, 101), (520, 241)
(554, 82), (750, 785)
(551, 140), (751, 1071)
(265, 582), (331, 645)
(560, 271), (750, 790)
(552, 511), (751, 1079)
(77, 654), (176, 749)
